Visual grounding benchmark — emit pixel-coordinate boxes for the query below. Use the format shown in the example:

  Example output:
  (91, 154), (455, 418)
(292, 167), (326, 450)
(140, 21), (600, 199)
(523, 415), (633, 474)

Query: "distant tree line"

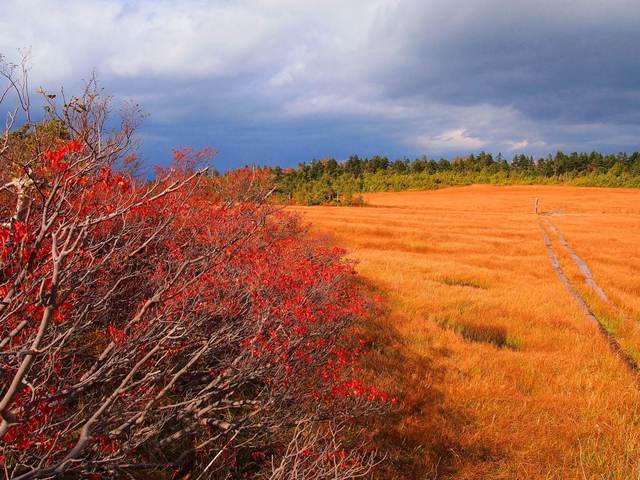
(270, 151), (640, 205)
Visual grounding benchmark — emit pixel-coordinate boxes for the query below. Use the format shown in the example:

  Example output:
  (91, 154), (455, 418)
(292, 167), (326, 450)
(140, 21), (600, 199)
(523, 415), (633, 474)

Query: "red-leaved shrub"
(0, 61), (390, 479)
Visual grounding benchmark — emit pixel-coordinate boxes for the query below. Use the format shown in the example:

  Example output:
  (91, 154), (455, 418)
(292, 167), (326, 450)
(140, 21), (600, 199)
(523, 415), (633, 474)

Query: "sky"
(1, 0), (639, 171)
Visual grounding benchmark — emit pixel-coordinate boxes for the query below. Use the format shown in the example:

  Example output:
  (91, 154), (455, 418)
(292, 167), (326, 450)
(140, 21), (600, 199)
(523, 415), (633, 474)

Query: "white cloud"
(412, 128), (486, 151)
(509, 140), (529, 150)
(269, 62), (307, 87)
(0, 0), (395, 84)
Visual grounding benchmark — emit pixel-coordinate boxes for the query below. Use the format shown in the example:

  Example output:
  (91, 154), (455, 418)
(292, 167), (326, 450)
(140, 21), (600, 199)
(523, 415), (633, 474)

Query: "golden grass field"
(291, 185), (640, 479)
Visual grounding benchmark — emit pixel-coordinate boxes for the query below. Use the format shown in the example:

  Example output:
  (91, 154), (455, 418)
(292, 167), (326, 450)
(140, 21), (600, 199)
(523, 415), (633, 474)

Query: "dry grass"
(290, 185), (640, 479)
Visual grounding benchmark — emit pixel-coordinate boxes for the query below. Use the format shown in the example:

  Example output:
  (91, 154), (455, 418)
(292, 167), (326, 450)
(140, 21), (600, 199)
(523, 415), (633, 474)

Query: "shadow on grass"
(436, 317), (522, 351)
(354, 278), (505, 479)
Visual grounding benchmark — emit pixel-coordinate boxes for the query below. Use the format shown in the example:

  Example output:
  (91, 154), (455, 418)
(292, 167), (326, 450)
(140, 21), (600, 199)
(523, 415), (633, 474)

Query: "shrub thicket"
(0, 62), (391, 479)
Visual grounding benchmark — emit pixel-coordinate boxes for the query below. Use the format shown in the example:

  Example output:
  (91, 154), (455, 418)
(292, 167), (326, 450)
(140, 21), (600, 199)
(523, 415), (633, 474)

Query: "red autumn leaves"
(42, 139), (83, 172)
(1, 137), (391, 478)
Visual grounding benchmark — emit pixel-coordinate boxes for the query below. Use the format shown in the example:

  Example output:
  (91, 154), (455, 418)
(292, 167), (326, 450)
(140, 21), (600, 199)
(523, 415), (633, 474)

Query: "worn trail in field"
(292, 185), (640, 479)
(543, 217), (609, 302)
(538, 217), (639, 374)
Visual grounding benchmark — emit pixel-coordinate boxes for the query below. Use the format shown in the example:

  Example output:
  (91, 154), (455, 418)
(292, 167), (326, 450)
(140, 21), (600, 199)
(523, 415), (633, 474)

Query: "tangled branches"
(0, 57), (391, 479)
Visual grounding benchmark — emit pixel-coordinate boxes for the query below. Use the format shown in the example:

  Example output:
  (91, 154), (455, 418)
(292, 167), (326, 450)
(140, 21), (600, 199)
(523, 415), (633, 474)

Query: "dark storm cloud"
(378, 3), (640, 126)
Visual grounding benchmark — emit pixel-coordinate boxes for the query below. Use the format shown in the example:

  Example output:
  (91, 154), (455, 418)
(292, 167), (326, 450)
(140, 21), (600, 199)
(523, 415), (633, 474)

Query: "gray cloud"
(1, 0), (638, 168)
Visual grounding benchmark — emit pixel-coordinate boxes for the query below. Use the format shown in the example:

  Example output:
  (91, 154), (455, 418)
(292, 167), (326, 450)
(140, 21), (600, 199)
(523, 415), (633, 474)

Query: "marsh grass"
(438, 316), (520, 350)
(291, 185), (640, 479)
(441, 276), (487, 289)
